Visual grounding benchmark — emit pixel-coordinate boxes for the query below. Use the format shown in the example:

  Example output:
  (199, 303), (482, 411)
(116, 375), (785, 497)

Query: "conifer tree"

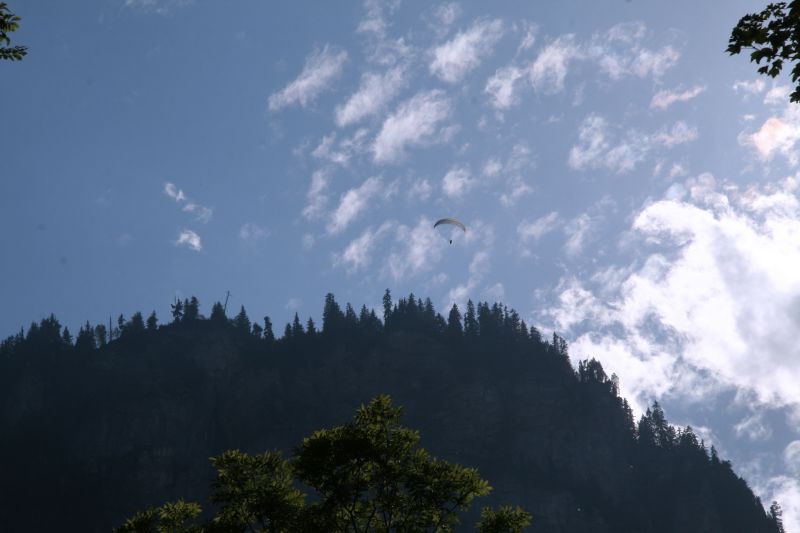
(210, 302), (226, 324)
(322, 293), (344, 334)
(234, 306), (251, 333)
(448, 303), (463, 339)
(129, 312), (145, 336)
(306, 317), (317, 336)
(94, 324), (107, 347)
(184, 297), (199, 322)
(464, 300), (478, 337)
(382, 288), (393, 325)
(251, 323), (263, 338)
(146, 311), (158, 332)
(61, 326), (73, 346)
(291, 313), (304, 337)
(263, 316), (275, 343)
(171, 300), (184, 323)
(769, 501), (785, 533)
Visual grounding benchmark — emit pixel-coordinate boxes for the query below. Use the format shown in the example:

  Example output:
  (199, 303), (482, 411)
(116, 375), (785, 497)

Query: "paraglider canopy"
(433, 217), (466, 244)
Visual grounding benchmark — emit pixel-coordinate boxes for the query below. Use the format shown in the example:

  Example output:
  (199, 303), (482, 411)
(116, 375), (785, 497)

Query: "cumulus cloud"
(543, 175), (800, 415)
(328, 176), (384, 234)
(408, 178), (433, 201)
(765, 85), (792, 106)
(430, 18), (505, 83)
(442, 167), (475, 199)
(372, 90), (451, 163)
(175, 229), (202, 252)
(591, 23), (679, 80)
(740, 105), (800, 165)
(733, 413), (773, 442)
(268, 45), (348, 111)
(334, 222), (392, 272)
(650, 85), (706, 110)
(335, 67), (407, 127)
(569, 115), (697, 173)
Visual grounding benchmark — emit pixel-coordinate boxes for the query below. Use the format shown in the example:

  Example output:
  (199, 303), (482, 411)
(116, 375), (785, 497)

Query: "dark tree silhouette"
(728, 1), (800, 102)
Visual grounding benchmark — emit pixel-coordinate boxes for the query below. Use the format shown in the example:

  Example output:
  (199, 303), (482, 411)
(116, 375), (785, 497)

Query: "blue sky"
(4, 0), (800, 526)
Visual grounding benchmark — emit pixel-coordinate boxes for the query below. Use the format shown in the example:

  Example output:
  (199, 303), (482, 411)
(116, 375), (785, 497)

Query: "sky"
(3, 0), (800, 527)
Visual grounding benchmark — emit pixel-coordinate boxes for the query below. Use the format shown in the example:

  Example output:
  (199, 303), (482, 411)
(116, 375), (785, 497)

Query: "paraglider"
(433, 217), (466, 244)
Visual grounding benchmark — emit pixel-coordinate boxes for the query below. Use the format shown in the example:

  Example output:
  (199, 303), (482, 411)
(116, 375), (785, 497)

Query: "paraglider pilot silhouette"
(434, 217), (466, 244)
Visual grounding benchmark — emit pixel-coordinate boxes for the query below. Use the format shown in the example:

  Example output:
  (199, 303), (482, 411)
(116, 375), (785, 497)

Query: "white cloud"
(530, 35), (581, 94)
(786, 441), (800, 475)
(500, 176), (534, 206)
(239, 223), (269, 242)
(652, 121), (699, 147)
(334, 222), (392, 273)
(650, 85), (706, 110)
(175, 229), (202, 252)
(740, 105), (800, 165)
(385, 217), (444, 281)
(163, 182), (213, 223)
(485, 65), (526, 109)
(563, 213), (593, 256)
(302, 169), (332, 220)
(734, 413), (773, 442)
(765, 85), (792, 106)
(302, 233), (315, 250)
(442, 167), (475, 199)
(518, 212), (560, 242)
(569, 115), (697, 174)
(446, 250), (491, 308)
(433, 2), (462, 32)
(164, 182), (186, 202)
(124, 0), (192, 14)
(357, 0), (399, 36)
(483, 158), (502, 177)
(733, 78), (766, 96)
(543, 176), (800, 415)
(268, 44), (348, 111)
(483, 282), (505, 301)
(285, 297), (302, 310)
(335, 66), (407, 127)
(430, 18), (505, 83)
(408, 178), (433, 201)
(372, 90), (451, 163)
(327, 176), (383, 234)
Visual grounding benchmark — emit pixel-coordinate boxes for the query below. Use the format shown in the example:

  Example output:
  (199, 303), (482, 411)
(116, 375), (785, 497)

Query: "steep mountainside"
(0, 293), (783, 532)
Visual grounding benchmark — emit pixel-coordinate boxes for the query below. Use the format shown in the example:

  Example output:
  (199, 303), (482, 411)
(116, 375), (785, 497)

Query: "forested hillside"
(0, 292), (784, 532)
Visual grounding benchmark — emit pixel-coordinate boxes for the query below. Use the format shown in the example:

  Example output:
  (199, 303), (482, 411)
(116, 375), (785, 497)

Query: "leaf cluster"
(0, 2), (26, 61)
(727, 1), (800, 102)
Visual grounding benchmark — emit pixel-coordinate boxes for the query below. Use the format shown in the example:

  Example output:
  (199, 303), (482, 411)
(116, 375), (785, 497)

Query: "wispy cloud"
(430, 18), (505, 83)
(239, 223), (269, 242)
(530, 35), (581, 94)
(485, 65), (526, 109)
(372, 90), (451, 163)
(385, 217), (444, 281)
(163, 182), (213, 223)
(124, 0), (193, 15)
(446, 250), (491, 308)
(650, 85), (706, 110)
(518, 211), (560, 243)
(268, 45), (348, 111)
(175, 229), (202, 252)
(335, 66), (407, 127)
(302, 169), (332, 220)
(334, 222), (393, 273)
(733, 78), (766, 96)
(328, 176), (384, 234)
(569, 115), (697, 173)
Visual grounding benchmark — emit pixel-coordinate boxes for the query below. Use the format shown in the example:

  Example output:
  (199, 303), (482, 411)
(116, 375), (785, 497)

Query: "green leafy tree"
(207, 450), (306, 532)
(293, 395), (492, 532)
(476, 506), (532, 533)
(0, 3), (26, 61)
(728, 1), (800, 102)
(115, 500), (203, 533)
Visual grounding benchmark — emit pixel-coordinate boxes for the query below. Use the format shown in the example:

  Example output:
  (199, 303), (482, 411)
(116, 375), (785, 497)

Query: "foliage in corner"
(728, 1), (800, 102)
(0, 2), (26, 61)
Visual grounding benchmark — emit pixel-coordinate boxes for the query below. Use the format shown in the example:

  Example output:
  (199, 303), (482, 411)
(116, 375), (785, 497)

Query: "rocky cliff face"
(0, 306), (780, 533)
